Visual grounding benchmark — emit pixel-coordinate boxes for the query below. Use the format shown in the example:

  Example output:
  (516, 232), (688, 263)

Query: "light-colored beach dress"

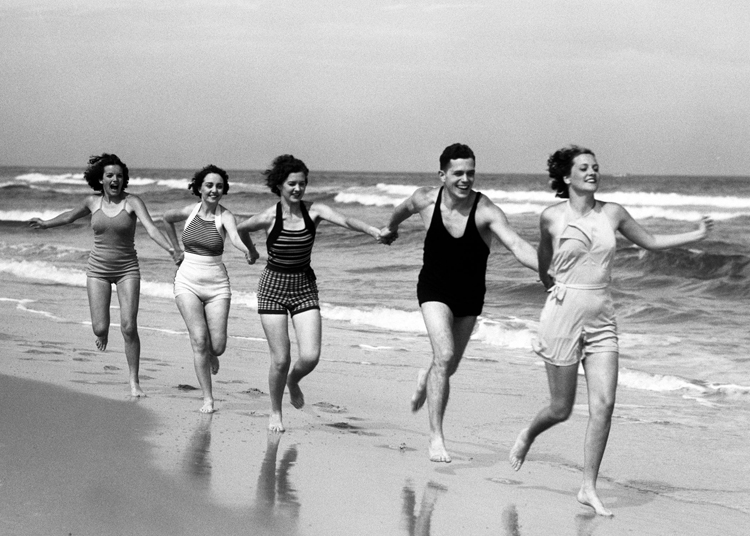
(532, 202), (618, 366)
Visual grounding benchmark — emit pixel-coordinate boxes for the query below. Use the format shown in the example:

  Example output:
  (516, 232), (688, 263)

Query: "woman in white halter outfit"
(509, 146), (713, 516)
(163, 165), (259, 413)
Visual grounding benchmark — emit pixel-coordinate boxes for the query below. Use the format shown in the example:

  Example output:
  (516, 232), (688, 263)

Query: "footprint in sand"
(103, 365), (121, 371)
(313, 401), (347, 414)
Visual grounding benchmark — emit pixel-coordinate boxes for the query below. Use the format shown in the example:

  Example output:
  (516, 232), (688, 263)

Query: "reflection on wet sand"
(502, 504), (521, 536)
(183, 414), (213, 491)
(255, 432), (301, 532)
(401, 480), (447, 535)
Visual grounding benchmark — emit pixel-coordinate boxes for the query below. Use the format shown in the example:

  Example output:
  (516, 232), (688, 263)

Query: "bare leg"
(420, 302), (476, 463)
(87, 277), (112, 352)
(577, 352), (618, 516)
(115, 278), (144, 397)
(510, 362), (579, 470)
(260, 314), (292, 432)
(287, 309), (322, 410)
(176, 294), (229, 412)
(204, 298), (230, 375)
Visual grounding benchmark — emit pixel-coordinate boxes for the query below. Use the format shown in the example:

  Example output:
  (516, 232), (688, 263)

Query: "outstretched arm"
(222, 209), (259, 264)
(28, 198), (92, 229)
(129, 195), (180, 263)
(613, 204), (713, 250)
(486, 202), (538, 272)
(379, 187), (428, 243)
(313, 203), (381, 240)
(162, 205), (192, 264)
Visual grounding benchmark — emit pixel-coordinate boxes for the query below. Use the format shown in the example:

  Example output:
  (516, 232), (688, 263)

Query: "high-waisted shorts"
(174, 253), (231, 304)
(257, 266), (319, 316)
(417, 281), (484, 318)
(532, 284), (618, 367)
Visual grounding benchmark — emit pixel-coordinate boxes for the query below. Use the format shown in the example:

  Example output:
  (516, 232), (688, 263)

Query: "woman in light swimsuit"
(28, 153), (180, 397)
(237, 154), (391, 432)
(163, 165), (259, 413)
(509, 146), (713, 516)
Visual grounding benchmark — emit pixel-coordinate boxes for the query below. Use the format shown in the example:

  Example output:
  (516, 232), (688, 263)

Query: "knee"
(119, 321), (138, 340)
(589, 396), (616, 421)
(212, 338), (227, 357)
(298, 348), (320, 364)
(548, 402), (574, 423)
(91, 321), (109, 338)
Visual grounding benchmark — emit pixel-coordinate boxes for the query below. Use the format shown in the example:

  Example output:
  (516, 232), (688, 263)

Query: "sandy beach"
(1, 270), (748, 536)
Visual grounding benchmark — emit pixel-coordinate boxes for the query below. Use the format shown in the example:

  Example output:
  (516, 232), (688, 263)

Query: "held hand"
(698, 215), (714, 239)
(28, 218), (46, 230)
(172, 249), (184, 265)
(246, 246), (260, 265)
(378, 226), (398, 245)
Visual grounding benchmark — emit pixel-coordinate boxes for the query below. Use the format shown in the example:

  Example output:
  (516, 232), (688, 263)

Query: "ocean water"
(2, 165), (750, 425)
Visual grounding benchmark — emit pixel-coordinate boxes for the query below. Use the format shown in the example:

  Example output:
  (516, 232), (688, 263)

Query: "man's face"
(439, 158), (475, 199)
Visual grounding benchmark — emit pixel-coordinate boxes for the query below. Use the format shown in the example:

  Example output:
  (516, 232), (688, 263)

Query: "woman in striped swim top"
(28, 153), (180, 397)
(163, 164), (260, 413)
(237, 154), (394, 432)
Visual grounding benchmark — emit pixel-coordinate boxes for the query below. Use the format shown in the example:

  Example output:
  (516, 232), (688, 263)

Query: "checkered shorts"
(257, 266), (320, 316)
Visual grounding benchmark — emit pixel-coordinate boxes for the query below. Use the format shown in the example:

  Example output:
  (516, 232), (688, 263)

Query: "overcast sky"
(1, 1), (748, 175)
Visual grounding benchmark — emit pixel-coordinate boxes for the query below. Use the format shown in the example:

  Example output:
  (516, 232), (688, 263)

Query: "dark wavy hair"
(188, 164), (230, 197)
(439, 143), (475, 171)
(547, 145), (596, 199)
(263, 154), (309, 196)
(83, 153), (130, 191)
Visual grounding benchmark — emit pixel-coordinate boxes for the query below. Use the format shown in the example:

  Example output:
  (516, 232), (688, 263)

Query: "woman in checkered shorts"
(237, 154), (392, 432)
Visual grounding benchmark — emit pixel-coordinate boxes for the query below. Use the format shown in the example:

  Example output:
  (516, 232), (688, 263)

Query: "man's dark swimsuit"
(417, 187), (489, 317)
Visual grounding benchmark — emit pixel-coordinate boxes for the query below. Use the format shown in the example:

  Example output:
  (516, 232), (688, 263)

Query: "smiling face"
(200, 173), (225, 204)
(101, 165), (125, 197)
(439, 158), (475, 199)
(564, 153), (600, 194)
(280, 172), (307, 203)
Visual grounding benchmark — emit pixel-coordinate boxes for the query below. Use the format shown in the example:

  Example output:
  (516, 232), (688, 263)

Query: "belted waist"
(548, 282), (609, 302)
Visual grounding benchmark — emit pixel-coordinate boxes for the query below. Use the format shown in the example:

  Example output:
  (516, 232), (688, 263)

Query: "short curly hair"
(547, 145), (596, 198)
(263, 154), (309, 196)
(188, 164), (230, 197)
(83, 153), (130, 192)
(439, 143), (475, 171)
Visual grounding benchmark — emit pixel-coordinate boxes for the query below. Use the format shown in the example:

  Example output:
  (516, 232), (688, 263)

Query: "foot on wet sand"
(210, 355), (220, 375)
(287, 380), (305, 409)
(200, 400), (216, 414)
(95, 336), (108, 351)
(577, 488), (613, 517)
(410, 368), (428, 413)
(130, 383), (145, 398)
(509, 428), (531, 471)
(268, 412), (285, 433)
(429, 438), (452, 463)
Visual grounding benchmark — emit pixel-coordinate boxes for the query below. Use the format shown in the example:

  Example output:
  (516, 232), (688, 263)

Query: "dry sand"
(1, 278), (748, 535)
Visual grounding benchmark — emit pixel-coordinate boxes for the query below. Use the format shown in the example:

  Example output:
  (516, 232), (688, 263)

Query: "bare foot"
(130, 383), (145, 397)
(410, 368), (428, 413)
(577, 488), (613, 517)
(210, 355), (220, 375)
(509, 428), (531, 471)
(287, 380), (305, 409)
(200, 400), (216, 414)
(268, 412), (285, 432)
(429, 437), (451, 463)
(95, 336), (108, 351)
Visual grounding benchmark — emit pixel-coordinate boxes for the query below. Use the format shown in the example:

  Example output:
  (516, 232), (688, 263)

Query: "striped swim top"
(182, 204), (225, 257)
(266, 201), (316, 272)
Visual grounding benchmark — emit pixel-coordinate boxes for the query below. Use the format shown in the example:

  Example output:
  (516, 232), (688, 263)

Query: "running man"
(380, 143), (538, 462)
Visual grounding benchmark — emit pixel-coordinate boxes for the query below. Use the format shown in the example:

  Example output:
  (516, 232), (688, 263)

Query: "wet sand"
(1, 279), (748, 535)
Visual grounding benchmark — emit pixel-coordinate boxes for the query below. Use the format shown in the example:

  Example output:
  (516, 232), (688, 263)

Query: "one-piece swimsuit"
(87, 197), (140, 283)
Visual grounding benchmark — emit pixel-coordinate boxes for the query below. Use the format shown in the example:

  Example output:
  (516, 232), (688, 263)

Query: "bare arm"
(313, 203), (380, 239)
(611, 203), (713, 250)
(221, 208), (259, 264)
(28, 197), (93, 229)
(485, 201), (538, 272)
(379, 187), (432, 243)
(162, 205), (191, 256)
(128, 195), (180, 262)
